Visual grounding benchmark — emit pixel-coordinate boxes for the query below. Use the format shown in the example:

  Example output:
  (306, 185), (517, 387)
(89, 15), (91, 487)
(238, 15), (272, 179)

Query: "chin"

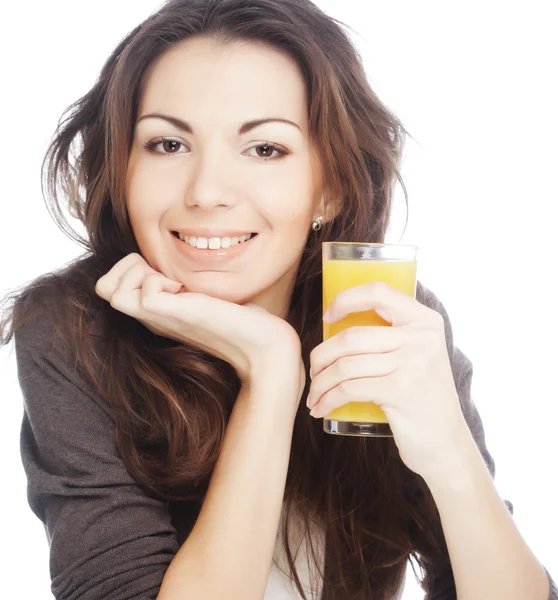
(179, 282), (258, 305)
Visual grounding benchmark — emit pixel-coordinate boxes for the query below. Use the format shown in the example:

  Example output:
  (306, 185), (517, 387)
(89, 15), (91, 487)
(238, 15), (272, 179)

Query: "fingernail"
(323, 309), (331, 322)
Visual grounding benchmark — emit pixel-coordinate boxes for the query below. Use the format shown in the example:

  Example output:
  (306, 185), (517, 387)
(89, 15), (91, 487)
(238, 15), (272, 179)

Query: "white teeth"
(176, 232), (254, 249)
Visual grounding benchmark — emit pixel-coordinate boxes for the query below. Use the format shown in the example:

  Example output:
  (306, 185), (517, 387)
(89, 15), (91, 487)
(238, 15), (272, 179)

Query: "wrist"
(237, 366), (301, 425)
(420, 419), (481, 488)
(237, 374), (301, 425)
(248, 338), (302, 386)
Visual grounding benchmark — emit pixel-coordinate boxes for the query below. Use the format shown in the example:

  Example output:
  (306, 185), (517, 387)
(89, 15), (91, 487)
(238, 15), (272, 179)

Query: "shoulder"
(13, 253), (108, 356)
(12, 254), (115, 416)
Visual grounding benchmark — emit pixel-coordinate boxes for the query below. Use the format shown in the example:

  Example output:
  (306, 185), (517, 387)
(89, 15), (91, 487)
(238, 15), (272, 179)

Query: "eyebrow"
(136, 113), (302, 135)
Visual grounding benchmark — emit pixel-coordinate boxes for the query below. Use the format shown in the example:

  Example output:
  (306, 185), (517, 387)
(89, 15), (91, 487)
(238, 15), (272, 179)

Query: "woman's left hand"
(307, 280), (470, 479)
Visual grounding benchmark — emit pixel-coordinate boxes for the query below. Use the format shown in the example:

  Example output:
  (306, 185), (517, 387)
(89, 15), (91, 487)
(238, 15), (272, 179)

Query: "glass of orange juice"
(322, 242), (418, 437)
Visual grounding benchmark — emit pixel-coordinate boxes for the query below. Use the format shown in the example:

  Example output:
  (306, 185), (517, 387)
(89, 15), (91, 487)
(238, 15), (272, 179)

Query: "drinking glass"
(322, 242), (418, 437)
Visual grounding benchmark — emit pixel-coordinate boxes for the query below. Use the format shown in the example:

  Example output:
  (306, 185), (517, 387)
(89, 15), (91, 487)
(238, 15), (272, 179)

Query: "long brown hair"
(1, 0), (453, 597)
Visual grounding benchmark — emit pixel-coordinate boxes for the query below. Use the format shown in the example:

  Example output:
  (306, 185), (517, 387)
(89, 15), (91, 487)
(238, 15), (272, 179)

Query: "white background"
(1, 1), (556, 598)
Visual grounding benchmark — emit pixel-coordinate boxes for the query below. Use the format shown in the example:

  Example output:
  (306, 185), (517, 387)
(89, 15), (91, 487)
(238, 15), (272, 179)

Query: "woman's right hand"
(95, 253), (306, 402)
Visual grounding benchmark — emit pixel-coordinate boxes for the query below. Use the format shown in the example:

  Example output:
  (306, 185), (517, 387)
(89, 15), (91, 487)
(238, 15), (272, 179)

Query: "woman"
(1, 0), (556, 598)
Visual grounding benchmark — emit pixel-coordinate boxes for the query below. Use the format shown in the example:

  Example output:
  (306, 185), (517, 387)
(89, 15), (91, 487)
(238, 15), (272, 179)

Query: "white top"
(264, 502), (326, 599)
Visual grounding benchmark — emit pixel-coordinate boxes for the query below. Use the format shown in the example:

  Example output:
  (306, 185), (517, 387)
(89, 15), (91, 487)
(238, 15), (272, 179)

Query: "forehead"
(138, 37), (308, 128)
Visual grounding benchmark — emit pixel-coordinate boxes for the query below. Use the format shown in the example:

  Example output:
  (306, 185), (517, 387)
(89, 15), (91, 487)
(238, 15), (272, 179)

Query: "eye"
(142, 138), (187, 155)
(247, 142), (289, 161)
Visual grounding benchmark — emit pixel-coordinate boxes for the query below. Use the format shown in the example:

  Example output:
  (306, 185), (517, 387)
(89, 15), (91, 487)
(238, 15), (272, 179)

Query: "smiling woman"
(0, 0), (556, 600)
(124, 37), (322, 303)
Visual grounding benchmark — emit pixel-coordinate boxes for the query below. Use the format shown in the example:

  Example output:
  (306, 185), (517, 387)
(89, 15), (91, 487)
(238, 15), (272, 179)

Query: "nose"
(183, 143), (237, 211)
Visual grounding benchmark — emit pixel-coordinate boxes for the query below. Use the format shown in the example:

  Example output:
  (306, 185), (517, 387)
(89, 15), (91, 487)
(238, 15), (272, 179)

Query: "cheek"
(257, 168), (316, 224)
(273, 197), (315, 238)
(126, 156), (174, 221)
(126, 155), (147, 214)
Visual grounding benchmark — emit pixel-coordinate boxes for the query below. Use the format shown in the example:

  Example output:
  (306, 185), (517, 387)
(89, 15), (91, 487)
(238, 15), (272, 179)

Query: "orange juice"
(322, 258), (417, 423)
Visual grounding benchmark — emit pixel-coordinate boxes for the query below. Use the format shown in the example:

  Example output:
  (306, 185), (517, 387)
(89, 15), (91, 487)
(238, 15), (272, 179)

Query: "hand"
(306, 280), (468, 479)
(95, 253), (305, 398)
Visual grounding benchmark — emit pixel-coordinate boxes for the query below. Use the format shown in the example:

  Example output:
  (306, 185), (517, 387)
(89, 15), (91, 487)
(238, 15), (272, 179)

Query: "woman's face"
(126, 36), (325, 317)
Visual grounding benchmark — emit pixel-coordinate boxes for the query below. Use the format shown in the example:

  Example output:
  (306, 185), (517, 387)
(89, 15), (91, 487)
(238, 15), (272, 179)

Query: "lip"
(171, 231), (260, 267)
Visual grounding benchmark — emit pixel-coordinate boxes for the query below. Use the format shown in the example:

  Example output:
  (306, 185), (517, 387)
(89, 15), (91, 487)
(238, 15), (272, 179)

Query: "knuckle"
(128, 260), (144, 275)
(94, 279), (105, 296)
(373, 280), (387, 292)
(367, 280), (387, 296)
(120, 253), (141, 269)
(143, 271), (159, 283)
(109, 290), (123, 309)
(136, 262), (154, 279)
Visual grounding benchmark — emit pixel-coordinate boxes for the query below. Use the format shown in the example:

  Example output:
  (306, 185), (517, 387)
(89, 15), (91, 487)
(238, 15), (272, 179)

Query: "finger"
(309, 376), (391, 419)
(323, 280), (421, 327)
(309, 325), (407, 379)
(116, 262), (183, 296)
(107, 261), (153, 314)
(114, 261), (152, 294)
(141, 272), (183, 309)
(110, 253), (146, 280)
(95, 253), (145, 299)
(110, 271), (182, 317)
(306, 352), (398, 409)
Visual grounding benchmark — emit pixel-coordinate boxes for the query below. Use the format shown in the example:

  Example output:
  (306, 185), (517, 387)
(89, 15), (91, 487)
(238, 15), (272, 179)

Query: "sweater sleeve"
(15, 317), (180, 599)
(415, 281), (557, 600)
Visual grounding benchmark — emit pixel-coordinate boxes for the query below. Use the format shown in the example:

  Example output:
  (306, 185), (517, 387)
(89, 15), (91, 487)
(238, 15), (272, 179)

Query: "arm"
(416, 282), (557, 600)
(15, 295), (300, 600)
(157, 374), (299, 600)
(423, 424), (552, 600)
(16, 334), (180, 600)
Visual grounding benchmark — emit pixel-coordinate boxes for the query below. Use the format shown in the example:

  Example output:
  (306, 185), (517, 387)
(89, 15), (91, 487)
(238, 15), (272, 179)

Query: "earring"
(312, 215), (323, 231)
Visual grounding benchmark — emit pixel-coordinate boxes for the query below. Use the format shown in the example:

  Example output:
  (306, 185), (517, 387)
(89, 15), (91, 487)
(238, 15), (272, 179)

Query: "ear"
(318, 188), (343, 225)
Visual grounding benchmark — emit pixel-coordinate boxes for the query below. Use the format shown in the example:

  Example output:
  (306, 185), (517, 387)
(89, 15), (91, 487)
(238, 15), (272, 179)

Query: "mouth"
(170, 230), (260, 266)
(171, 231), (258, 250)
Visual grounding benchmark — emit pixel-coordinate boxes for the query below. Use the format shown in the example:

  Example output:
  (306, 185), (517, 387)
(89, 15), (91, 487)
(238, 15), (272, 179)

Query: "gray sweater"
(14, 281), (557, 600)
